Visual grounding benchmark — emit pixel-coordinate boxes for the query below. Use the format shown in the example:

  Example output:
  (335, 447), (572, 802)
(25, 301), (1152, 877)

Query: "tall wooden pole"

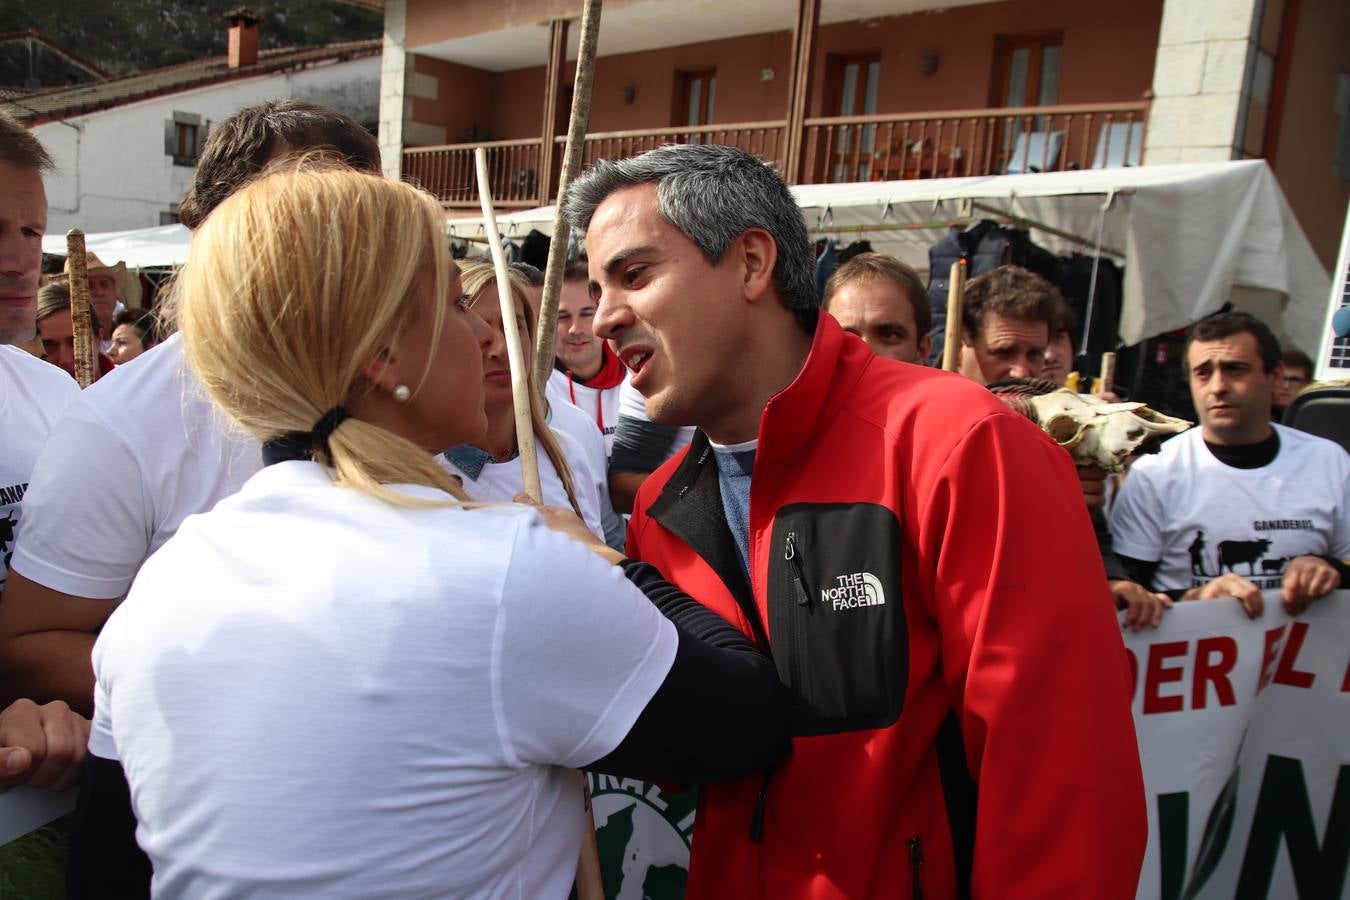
(533, 0), (602, 395)
(475, 149), (544, 504)
(941, 260), (967, 373)
(782, 0), (820, 183)
(64, 230), (97, 388)
(537, 18), (569, 207)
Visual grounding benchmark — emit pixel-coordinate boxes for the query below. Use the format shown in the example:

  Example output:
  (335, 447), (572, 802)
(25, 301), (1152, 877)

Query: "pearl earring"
(392, 384), (411, 403)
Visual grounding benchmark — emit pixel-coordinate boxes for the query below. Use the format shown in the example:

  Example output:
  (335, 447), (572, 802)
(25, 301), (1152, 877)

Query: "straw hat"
(55, 252), (141, 309)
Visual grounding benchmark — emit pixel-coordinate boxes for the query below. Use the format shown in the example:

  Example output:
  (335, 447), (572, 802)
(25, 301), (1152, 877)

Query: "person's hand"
(1096, 389), (1122, 403)
(513, 494), (624, 565)
(0, 699), (89, 793)
(1282, 555), (1341, 615)
(1077, 465), (1106, 511)
(1185, 573), (1263, 619)
(1109, 580), (1172, 631)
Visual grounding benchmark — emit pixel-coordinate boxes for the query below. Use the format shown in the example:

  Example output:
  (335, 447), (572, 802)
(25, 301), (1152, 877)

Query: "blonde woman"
(87, 165), (786, 897)
(443, 261), (606, 539)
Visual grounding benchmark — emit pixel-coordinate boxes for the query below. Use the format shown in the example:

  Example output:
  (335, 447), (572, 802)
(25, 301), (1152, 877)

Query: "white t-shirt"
(547, 368), (626, 458)
(0, 346), (80, 592)
(1110, 424), (1350, 591)
(441, 426), (605, 540)
(547, 396), (625, 550)
(11, 335), (260, 599)
(91, 461), (676, 899)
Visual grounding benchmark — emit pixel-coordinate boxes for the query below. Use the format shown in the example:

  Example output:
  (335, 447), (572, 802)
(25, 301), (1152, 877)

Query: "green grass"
(0, 814), (71, 900)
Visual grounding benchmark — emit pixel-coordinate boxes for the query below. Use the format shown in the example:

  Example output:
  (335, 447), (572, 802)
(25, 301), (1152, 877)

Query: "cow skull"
(991, 381), (1191, 473)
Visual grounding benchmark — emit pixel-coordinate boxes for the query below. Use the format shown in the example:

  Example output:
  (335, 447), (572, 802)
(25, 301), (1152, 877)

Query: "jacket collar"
(754, 313), (870, 469)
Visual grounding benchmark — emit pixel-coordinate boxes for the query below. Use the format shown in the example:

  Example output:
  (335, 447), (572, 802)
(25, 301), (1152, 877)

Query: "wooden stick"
(475, 148), (544, 505)
(533, 0), (603, 396)
(64, 230), (97, 388)
(940, 259), (967, 373)
(1099, 351), (1117, 396)
(484, 145), (606, 900)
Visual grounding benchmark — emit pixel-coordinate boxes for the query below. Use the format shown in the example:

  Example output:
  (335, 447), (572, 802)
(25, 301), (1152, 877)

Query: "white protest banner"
(1126, 590), (1350, 900)
(0, 787), (74, 847)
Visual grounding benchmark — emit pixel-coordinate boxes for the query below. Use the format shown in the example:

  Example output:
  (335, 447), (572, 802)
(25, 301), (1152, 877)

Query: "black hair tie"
(261, 405), (351, 466)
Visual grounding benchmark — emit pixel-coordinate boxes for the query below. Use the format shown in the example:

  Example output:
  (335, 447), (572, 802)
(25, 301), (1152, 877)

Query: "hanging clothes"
(814, 239), (838, 301)
(838, 240), (874, 263)
(521, 229), (551, 270)
(1057, 254), (1124, 380)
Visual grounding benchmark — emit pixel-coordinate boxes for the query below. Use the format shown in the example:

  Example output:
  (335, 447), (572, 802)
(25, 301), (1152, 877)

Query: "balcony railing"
(570, 120), (788, 172)
(403, 137), (542, 208)
(402, 101), (1148, 209)
(799, 101), (1149, 184)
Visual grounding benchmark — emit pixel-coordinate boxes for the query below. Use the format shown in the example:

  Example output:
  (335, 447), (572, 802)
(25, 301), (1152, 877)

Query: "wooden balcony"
(402, 101), (1149, 210)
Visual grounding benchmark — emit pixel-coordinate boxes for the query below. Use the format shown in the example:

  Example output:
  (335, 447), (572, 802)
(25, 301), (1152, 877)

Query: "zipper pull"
(749, 768), (774, 842)
(907, 836), (924, 900)
(785, 533), (810, 608)
(750, 787), (768, 842)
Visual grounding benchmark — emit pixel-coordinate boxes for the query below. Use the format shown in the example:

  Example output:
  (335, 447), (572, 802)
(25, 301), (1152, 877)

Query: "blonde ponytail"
(177, 161), (473, 506)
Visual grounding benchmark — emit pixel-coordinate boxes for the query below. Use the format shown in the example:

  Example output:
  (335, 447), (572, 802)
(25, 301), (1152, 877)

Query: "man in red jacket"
(563, 144), (1146, 899)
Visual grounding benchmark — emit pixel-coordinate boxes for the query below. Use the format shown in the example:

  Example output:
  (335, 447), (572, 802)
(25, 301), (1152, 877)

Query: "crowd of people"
(0, 97), (1344, 898)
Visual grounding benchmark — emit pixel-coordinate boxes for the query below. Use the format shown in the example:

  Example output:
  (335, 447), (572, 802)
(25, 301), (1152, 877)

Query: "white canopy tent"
(43, 223), (192, 269)
(446, 160), (1330, 354)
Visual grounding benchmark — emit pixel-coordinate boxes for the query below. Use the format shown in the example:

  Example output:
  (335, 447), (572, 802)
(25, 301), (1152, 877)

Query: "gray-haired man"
(564, 144), (1147, 898)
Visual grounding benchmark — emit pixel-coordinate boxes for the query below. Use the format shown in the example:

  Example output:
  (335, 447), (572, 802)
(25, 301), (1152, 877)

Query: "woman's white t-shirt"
(440, 427), (606, 540)
(91, 461), (677, 899)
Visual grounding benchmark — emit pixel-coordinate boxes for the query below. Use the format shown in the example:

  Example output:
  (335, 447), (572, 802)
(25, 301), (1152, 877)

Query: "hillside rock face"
(0, 1), (381, 77)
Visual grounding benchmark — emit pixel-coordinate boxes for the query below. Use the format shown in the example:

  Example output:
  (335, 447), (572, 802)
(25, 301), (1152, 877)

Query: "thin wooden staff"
(1098, 351), (1117, 396)
(533, 0), (603, 396)
(474, 149), (607, 900)
(940, 259), (967, 373)
(64, 230), (97, 388)
(475, 148), (544, 504)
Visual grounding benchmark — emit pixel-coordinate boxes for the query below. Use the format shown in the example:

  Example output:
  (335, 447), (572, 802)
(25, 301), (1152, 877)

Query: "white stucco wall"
(37, 55), (380, 235)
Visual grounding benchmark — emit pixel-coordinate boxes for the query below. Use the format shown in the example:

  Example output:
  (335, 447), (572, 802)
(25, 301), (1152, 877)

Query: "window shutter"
(164, 119), (177, 157)
(196, 120), (210, 160)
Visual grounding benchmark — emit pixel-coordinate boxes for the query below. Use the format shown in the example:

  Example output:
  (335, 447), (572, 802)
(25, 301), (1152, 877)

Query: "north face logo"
(820, 572), (886, 610)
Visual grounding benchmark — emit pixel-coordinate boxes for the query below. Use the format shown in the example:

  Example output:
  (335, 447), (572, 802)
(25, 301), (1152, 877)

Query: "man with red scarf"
(548, 259), (628, 457)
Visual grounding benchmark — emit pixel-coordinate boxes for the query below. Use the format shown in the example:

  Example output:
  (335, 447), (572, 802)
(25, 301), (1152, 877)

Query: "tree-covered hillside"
(0, 1), (382, 76)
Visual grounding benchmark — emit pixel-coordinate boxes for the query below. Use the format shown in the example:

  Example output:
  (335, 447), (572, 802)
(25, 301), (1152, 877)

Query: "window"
(825, 53), (881, 181)
(992, 34), (1063, 110)
(674, 69), (717, 137)
(991, 34), (1063, 166)
(159, 207), (180, 226)
(164, 111), (206, 166)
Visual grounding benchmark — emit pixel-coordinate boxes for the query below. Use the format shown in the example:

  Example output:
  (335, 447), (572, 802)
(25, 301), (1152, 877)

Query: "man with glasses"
(1272, 348), (1313, 419)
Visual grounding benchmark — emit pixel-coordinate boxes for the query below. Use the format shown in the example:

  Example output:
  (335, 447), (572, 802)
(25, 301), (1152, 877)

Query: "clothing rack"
(806, 191), (1130, 259)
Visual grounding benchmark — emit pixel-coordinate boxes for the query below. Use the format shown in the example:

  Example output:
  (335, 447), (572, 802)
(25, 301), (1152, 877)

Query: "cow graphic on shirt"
(1, 511), (16, 575)
(1217, 538), (1273, 576)
(1183, 519), (1320, 589)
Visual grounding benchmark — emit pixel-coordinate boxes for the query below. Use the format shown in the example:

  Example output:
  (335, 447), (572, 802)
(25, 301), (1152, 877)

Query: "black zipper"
(783, 532), (812, 703)
(907, 836), (924, 900)
(749, 766), (775, 842)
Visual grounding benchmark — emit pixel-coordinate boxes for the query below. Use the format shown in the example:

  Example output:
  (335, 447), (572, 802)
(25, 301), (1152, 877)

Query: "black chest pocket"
(767, 502), (907, 736)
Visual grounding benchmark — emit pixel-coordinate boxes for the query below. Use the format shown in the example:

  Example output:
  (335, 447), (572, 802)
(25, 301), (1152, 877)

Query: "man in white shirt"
(1110, 311), (1349, 616)
(0, 100), (384, 715)
(0, 109), (86, 791)
(548, 259), (628, 457)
